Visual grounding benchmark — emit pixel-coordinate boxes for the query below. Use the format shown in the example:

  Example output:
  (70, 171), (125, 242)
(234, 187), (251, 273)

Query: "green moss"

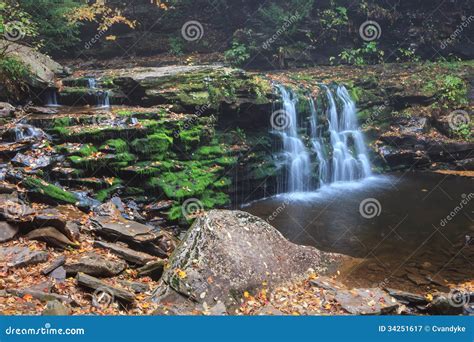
(131, 133), (172, 158)
(78, 144), (98, 157)
(101, 139), (129, 153)
(23, 177), (77, 204)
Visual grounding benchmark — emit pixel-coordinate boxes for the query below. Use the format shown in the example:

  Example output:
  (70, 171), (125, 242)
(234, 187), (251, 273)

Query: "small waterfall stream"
(274, 84), (371, 194)
(45, 88), (59, 106)
(87, 77), (110, 108)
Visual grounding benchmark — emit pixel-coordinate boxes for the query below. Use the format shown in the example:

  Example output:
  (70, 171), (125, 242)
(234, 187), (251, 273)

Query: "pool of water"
(244, 172), (474, 291)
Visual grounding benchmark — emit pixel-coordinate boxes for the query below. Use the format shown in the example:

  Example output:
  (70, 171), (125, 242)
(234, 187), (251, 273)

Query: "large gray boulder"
(154, 210), (346, 311)
(0, 41), (69, 89)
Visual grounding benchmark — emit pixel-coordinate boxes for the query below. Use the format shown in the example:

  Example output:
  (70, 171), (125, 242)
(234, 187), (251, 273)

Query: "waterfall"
(274, 84), (371, 194)
(274, 85), (312, 193)
(86, 77), (110, 108)
(45, 88), (59, 106)
(97, 90), (110, 108)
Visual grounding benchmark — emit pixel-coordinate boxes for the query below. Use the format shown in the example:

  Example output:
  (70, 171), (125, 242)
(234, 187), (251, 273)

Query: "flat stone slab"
(335, 288), (399, 315)
(91, 216), (158, 243)
(385, 288), (428, 305)
(0, 246), (49, 268)
(93, 240), (156, 266)
(76, 273), (135, 303)
(25, 227), (77, 249)
(0, 221), (19, 242)
(64, 253), (126, 277)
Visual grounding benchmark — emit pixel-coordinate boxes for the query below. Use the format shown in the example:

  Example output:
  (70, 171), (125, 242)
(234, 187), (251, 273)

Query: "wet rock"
(0, 221), (19, 242)
(426, 293), (464, 315)
(93, 240), (156, 266)
(64, 253), (126, 277)
(27, 106), (59, 115)
(76, 272), (135, 303)
(11, 153), (51, 169)
(2, 124), (50, 143)
(335, 288), (399, 315)
(407, 273), (430, 286)
(43, 300), (70, 316)
(0, 246), (49, 268)
(25, 227), (77, 249)
(137, 259), (166, 280)
(41, 255), (66, 275)
(156, 210), (345, 309)
(384, 288), (428, 305)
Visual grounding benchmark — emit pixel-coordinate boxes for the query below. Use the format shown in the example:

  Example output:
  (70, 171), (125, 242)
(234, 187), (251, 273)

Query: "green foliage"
(168, 36), (184, 56)
(0, 57), (30, 100)
(18, 0), (82, 55)
(224, 40), (250, 67)
(424, 75), (468, 107)
(452, 122), (472, 141)
(395, 47), (421, 63)
(338, 42), (384, 65)
(319, 5), (348, 30)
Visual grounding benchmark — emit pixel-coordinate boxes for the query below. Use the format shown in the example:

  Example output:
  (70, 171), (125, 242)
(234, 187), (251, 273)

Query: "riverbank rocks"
(0, 246), (49, 268)
(154, 210), (346, 311)
(0, 221), (19, 242)
(64, 253), (126, 277)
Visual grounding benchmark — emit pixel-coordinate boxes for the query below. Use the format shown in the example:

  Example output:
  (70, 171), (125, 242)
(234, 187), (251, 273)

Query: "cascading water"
(274, 85), (312, 193)
(273, 84), (371, 194)
(87, 77), (110, 108)
(44, 88), (59, 106)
